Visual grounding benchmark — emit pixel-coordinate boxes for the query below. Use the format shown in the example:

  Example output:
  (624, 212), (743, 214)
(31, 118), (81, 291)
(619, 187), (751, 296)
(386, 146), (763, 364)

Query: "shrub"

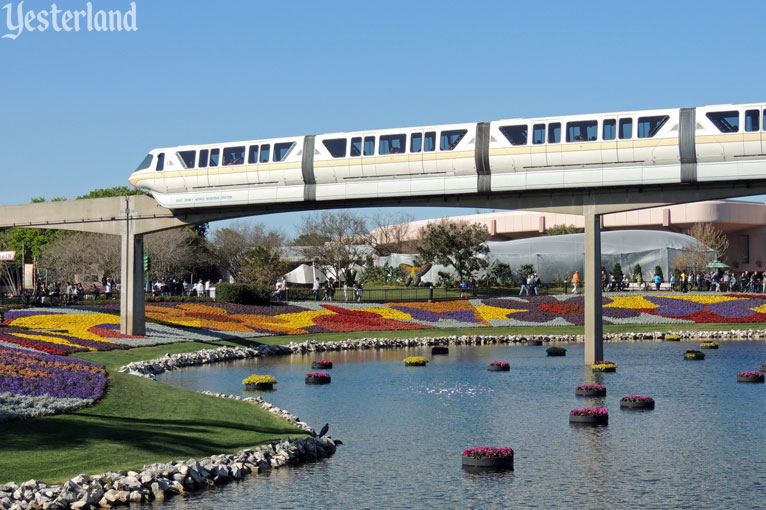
(216, 283), (270, 305)
(546, 346), (567, 356)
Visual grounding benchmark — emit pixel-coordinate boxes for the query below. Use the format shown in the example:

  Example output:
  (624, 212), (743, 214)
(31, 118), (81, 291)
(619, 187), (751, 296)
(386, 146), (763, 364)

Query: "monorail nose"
(128, 174), (139, 186)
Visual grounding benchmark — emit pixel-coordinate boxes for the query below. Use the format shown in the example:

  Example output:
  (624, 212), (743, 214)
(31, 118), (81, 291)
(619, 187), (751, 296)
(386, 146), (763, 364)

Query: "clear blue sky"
(1, 0), (764, 234)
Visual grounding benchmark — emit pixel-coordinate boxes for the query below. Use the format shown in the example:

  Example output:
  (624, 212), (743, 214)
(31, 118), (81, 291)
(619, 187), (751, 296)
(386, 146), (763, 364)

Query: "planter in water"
(665, 334), (681, 342)
(305, 372), (331, 384)
(569, 408), (608, 426)
(461, 447), (514, 470)
(737, 371), (765, 383)
(684, 350), (705, 360)
(311, 360), (333, 369)
(591, 361), (617, 373)
(575, 384), (606, 397)
(546, 346), (567, 357)
(760, 364), (766, 373)
(242, 374), (277, 391)
(404, 356), (428, 367)
(700, 342), (719, 349)
(527, 339), (543, 346)
(488, 361), (510, 372)
(431, 346), (449, 355)
(620, 395), (655, 410)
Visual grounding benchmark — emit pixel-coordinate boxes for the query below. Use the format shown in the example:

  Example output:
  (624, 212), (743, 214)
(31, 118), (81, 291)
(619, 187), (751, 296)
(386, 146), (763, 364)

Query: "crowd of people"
(594, 269), (766, 293)
(30, 277), (117, 304)
(311, 277), (364, 302)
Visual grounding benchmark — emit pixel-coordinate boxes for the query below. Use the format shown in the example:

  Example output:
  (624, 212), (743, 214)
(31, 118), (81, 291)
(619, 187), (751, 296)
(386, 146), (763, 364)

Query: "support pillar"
(120, 224), (145, 336)
(584, 206), (603, 365)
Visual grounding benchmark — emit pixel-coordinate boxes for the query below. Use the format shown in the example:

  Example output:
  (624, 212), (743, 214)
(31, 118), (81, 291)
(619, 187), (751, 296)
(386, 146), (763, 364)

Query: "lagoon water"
(158, 341), (766, 509)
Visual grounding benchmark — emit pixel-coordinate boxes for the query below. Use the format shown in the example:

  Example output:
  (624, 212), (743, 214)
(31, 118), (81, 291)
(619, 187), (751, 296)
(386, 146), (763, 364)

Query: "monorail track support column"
(583, 205), (603, 365)
(120, 219), (146, 336)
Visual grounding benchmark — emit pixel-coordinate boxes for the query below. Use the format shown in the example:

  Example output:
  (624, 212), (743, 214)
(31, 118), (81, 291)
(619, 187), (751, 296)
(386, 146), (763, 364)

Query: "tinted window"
(548, 123), (561, 143)
(532, 124), (545, 144)
(619, 118), (633, 139)
(380, 134), (405, 154)
(248, 145), (259, 164)
(763, 109), (766, 131)
(135, 154), (152, 171)
(745, 110), (759, 132)
(410, 133), (422, 152)
(198, 149), (208, 168)
(222, 146), (245, 166)
(603, 119), (616, 140)
(706, 111), (739, 133)
(274, 142), (295, 162)
(440, 129), (467, 150)
(156, 153), (165, 171)
(364, 136), (375, 156)
(499, 125), (528, 146)
(209, 149), (219, 167)
(350, 137), (362, 157)
(259, 144), (270, 163)
(323, 138), (347, 158)
(178, 150), (196, 169)
(424, 132), (436, 152)
(566, 120), (597, 142)
(637, 116), (669, 138)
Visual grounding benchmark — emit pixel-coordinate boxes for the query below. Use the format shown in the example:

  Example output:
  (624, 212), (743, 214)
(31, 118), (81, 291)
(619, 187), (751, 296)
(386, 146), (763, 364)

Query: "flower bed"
(431, 346), (449, 355)
(575, 384), (606, 397)
(591, 361), (617, 373)
(700, 342), (719, 349)
(488, 361), (510, 372)
(242, 374), (277, 390)
(737, 371), (765, 383)
(684, 350), (705, 360)
(569, 407), (608, 425)
(403, 356), (428, 367)
(311, 360), (333, 369)
(305, 372), (331, 384)
(620, 395), (655, 410)
(546, 346), (567, 357)
(461, 447), (514, 470)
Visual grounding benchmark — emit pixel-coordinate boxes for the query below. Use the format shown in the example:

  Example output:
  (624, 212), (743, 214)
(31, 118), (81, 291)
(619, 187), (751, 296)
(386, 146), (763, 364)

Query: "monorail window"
(350, 137), (362, 157)
(566, 120), (597, 142)
(209, 149), (220, 167)
(156, 153), (165, 171)
(499, 125), (528, 146)
(619, 118), (632, 139)
(380, 134), (405, 155)
(532, 124), (545, 144)
(706, 111), (739, 133)
(424, 132), (436, 151)
(440, 129), (467, 150)
(637, 116), (669, 138)
(274, 142), (295, 162)
(323, 138), (347, 158)
(763, 110), (766, 131)
(248, 145), (259, 164)
(222, 146), (245, 166)
(548, 123), (561, 143)
(260, 144), (270, 163)
(603, 119), (616, 141)
(745, 110), (759, 132)
(198, 149), (208, 168)
(178, 150), (196, 169)
(135, 154), (152, 171)
(364, 136), (375, 156)
(410, 133), (422, 152)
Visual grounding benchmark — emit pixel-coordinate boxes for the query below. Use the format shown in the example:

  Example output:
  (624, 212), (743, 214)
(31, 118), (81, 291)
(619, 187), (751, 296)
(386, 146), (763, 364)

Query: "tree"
(76, 186), (145, 199)
(238, 246), (287, 286)
(209, 221), (285, 282)
(518, 263), (536, 282)
(38, 233), (119, 283)
(145, 228), (196, 281)
(673, 222), (729, 273)
(612, 262), (624, 283)
(487, 261), (513, 286)
(369, 211), (415, 255)
(297, 211), (371, 282)
(654, 265), (664, 282)
(416, 220), (489, 283)
(544, 224), (582, 236)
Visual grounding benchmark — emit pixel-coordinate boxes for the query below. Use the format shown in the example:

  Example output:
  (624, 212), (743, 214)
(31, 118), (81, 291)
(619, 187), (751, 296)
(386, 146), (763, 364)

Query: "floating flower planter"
(305, 372), (331, 384)
(620, 395), (655, 410)
(311, 360), (333, 369)
(700, 342), (718, 349)
(737, 371), (765, 383)
(684, 350), (705, 360)
(546, 346), (567, 357)
(242, 374), (276, 391)
(527, 339), (543, 346)
(575, 384), (606, 397)
(461, 447), (514, 470)
(431, 346), (449, 355)
(665, 334), (681, 342)
(569, 408), (608, 426)
(760, 364), (766, 373)
(591, 361), (617, 373)
(488, 361), (510, 372)
(404, 356), (428, 367)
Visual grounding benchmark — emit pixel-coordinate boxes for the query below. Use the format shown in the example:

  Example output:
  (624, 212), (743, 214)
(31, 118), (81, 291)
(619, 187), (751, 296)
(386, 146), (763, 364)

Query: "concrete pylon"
(120, 222), (145, 336)
(583, 206), (603, 365)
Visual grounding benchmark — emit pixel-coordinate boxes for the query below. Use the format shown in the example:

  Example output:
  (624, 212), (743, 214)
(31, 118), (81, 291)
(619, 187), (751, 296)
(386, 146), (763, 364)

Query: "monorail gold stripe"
(696, 134), (764, 143)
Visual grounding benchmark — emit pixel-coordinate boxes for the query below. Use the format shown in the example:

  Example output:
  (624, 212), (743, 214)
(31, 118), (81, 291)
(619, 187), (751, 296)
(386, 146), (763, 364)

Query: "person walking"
(469, 275), (477, 297)
(312, 277), (320, 301)
(653, 273), (662, 291)
(572, 271), (580, 294)
(519, 275), (530, 296)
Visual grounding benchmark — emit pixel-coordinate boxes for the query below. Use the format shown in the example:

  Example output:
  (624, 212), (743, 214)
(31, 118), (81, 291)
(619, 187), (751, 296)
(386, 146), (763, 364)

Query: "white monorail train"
(129, 104), (766, 209)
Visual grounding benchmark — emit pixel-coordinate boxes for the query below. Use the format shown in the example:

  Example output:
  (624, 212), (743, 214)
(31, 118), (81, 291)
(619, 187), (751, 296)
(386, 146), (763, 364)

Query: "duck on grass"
(591, 361), (617, 372)
(404, 356), (428, 367)
(462, 447), (514, 469)
(620, 395), (655, 409)
(242, 374), (277, 390)
(684, 350), (705, 360)
(488, 361), (510, 372)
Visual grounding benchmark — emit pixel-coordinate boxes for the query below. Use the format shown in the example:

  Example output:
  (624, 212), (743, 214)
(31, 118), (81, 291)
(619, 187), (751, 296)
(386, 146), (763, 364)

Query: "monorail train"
(128, 103), (766, 209)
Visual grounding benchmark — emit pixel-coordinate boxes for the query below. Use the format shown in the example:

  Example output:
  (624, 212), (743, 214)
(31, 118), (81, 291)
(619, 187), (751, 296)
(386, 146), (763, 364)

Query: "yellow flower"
(10, 313), (119, 344)
(475, 305), (526, 320)
(604, 296), (656, 310)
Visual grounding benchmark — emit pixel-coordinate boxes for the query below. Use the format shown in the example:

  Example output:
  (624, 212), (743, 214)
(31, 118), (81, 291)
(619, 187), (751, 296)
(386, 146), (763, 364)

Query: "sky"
(1, 0), (764, 236)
